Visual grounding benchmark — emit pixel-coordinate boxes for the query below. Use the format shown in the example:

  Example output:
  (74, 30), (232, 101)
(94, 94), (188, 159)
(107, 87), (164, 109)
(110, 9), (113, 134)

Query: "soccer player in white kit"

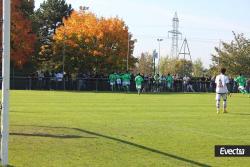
(215, 68), (229, 114)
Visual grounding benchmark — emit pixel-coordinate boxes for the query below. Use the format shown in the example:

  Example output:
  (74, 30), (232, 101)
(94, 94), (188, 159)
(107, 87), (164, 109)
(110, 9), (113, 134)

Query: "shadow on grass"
(72, 127), (211, 167)
(10, 132), (96, 139)
(13, 125), (211, 167)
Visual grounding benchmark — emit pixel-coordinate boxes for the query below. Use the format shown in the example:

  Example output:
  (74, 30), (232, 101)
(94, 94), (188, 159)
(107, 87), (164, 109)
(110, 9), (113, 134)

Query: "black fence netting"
(0, 76), (241, 93)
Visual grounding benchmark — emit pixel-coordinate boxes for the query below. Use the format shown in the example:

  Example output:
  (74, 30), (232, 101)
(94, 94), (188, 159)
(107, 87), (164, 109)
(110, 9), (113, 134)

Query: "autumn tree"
(0, 0), (36, 67)
(53, 10), (136, 74)
(97, 17), (137, 73)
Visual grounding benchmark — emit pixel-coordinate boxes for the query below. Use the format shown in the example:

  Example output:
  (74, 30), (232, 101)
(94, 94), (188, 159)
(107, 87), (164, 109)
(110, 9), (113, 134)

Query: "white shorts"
(116, 79), (122, 85)
(238, 86), (245, 91)
(216, 93), (227, 101)
(136, 85), (142, 89)
(122, 81), (130, 86)
(110, 82), (115, 86)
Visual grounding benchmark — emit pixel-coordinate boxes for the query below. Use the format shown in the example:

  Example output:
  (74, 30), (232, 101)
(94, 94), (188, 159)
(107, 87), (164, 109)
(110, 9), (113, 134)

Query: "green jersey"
(122, 73), (131, 82)
(116, 74), (121, 80)
(109, 73), (116, 82)
(235, 76), (246, 87)
(135, 75), (144, 85)
(166, 75), (174, 83)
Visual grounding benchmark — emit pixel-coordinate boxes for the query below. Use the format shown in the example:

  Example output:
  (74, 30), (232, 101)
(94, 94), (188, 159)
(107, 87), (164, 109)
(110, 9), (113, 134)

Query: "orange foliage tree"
(53, 10), (136, 74)
(0, 0), (36, 67)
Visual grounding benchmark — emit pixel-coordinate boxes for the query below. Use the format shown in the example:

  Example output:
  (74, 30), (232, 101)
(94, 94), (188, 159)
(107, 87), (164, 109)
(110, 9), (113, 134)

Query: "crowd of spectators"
(22, 71), (107, 91)
(6, 70), (250, 93)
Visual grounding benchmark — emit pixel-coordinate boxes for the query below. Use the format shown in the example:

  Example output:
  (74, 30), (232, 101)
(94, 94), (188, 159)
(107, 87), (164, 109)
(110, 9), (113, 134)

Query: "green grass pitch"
(6, 91), (250, 167)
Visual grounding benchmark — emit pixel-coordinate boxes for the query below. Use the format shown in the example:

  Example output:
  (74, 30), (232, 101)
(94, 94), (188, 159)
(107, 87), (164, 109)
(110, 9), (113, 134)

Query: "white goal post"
(1, 0), (11, 166)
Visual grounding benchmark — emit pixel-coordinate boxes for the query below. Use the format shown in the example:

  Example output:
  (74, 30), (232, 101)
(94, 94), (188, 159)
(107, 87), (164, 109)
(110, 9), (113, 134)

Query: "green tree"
(159, 57), (192, 76)
(192, 58), (205, 77)
(35, 0), (72, 34)
(175, 59), (193, 76)
(21, 0), (35, 17)
(34, 0), (73, 63)
(136, 52), (154, 76)
(159, 57), (176, 75)
(211, 32), (250, 76)
(207, 65), (218, 77)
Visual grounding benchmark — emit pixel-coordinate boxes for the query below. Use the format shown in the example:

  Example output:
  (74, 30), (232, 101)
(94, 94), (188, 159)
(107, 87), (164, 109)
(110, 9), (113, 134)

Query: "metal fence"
(8, 77), (109, 91)
(0, 76), (241, 93)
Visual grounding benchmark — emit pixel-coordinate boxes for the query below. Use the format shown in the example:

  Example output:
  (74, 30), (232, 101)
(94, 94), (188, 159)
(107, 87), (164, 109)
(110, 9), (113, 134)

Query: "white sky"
(35, 0), (250, 68)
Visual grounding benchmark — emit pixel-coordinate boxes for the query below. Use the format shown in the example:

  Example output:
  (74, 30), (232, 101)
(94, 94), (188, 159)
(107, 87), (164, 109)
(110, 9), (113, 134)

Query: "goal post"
(1, 0), (11, 166)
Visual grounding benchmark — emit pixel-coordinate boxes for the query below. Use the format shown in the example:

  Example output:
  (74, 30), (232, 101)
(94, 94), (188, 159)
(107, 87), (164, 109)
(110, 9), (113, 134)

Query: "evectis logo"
(220, 147), (245, 155)
(215, 145), (250, 157)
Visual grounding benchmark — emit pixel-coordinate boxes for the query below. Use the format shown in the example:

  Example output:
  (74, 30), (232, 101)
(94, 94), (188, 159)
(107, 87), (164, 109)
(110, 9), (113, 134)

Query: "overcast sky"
(35, 0), (250, 68)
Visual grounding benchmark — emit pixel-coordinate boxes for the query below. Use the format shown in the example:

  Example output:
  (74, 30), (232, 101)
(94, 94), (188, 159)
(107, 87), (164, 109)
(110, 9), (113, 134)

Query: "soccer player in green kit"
(122, 71), (131, 92)
(109, 72), (116, 91)
(135, 73), (144, 95)
(234, 74), (249, 97)
(116, 72), (122, 91)
(166, 73), (174, 91)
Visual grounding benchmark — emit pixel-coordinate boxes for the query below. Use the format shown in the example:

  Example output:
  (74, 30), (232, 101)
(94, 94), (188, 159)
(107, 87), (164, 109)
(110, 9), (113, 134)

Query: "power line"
(130, 24), (250, 34)
(132, 34), (229, 44)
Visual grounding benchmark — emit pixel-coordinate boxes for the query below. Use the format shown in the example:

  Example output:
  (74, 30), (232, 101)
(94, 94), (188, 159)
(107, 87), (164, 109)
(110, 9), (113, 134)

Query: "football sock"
(216, 100), (220, 113)
(223, 100), (227, 108)
(240, 89), (247, 94)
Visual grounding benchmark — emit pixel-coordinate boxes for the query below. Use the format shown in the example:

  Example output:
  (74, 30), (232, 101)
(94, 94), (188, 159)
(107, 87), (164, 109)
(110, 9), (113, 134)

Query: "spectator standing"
(56, 71), (64, 90)
(71, 72), (77, 90)
(153, 74), (160, 92)
(183, 75), (188, 92)
(186, 76), (195, 92)
(37, 70), (44, 90)
(200, 75), (206, 92)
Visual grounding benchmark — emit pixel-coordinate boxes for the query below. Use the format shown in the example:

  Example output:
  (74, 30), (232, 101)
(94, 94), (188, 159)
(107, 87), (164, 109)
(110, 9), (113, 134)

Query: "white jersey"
(215, 74), (229, 94)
